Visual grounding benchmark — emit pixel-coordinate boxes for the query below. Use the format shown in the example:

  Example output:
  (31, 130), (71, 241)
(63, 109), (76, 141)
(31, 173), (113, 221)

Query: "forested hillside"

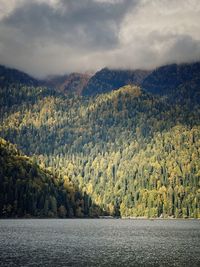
(44, 72), (91, 96)
(0, 138), (99, 218)
(82, 62), (200, 97)
(0, 65), (39, 87)
(0, 62), (200, 218)
(82, 68), (150, 96)
(142, 62), (200, 95)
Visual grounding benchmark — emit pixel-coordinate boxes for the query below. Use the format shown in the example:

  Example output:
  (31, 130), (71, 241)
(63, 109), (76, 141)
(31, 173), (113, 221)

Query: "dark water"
(0, 219), (199, 267)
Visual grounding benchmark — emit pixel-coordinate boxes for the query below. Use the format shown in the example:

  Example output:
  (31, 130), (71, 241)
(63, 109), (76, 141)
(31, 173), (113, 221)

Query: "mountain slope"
(0, 62), (200, 218)
(0, 85), (171, 155)
(142, 62), (200, 95)
(0, 83), (200, 218)
(0, 65), (39, 87)
(82, 68), (150, 96)
(0, 138), (97, 218)
(45, 72), (91, 95)
(0, 138), (61, 217)
(1, 62), (200, 98)
(0, 64), (91, 96)
(82, 62), (200, 97)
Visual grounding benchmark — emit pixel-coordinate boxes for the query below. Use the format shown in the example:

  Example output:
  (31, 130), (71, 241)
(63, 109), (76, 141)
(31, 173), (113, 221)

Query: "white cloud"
(115, 0), (200, 68)
(0, 0), (22, 19)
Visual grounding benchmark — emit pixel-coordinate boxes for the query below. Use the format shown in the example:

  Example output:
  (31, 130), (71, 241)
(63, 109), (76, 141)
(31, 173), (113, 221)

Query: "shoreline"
(0, 216), (199, 220)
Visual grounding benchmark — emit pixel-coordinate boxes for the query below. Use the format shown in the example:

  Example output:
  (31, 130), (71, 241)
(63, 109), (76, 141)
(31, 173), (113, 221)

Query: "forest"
(0, 63), (200, 218)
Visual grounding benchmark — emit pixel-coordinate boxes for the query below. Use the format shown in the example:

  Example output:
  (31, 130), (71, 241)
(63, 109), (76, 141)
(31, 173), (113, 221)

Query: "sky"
(0, 0), (200, 78)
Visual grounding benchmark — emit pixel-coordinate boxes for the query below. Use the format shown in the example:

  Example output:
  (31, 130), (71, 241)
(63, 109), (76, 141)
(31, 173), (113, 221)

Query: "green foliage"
(0, 82), (200, 218)
(0, 138), (92, 218)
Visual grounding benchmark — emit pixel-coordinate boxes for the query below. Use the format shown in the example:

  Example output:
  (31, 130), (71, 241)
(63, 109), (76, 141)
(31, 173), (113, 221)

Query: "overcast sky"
(0, 0), (200, 78)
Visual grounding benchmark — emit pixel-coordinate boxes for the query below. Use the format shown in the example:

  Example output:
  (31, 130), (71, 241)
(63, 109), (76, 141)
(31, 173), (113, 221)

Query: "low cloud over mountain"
(0, 0), (200, 77)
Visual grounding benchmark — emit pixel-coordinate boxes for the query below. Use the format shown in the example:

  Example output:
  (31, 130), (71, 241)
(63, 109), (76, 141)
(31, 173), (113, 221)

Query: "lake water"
(0, 219), (199, 267)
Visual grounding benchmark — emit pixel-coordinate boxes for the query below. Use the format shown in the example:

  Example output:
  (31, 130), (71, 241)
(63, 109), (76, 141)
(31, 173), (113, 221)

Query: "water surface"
(0, 219), (199, 266)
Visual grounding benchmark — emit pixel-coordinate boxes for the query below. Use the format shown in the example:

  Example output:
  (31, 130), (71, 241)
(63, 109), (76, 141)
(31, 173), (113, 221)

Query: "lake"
(0, 219), (199, 266)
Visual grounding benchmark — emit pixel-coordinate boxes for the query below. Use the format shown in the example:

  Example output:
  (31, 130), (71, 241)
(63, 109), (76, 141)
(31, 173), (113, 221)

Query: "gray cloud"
(4, 0), (133, 49)
(0, 0), (199, 77)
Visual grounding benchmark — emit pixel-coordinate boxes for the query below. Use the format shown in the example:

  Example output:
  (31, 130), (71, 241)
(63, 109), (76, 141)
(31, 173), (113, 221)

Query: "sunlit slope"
(0, 83), (200, 218)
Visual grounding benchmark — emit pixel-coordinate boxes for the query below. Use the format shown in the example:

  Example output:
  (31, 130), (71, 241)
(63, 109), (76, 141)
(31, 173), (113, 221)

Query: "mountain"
(0, 62), (200, 218)
(0, 137), (62, 217)
(0, 65), (39, 87)
(0, 137), (99, 218)
(44, 72), (91, 95)
(1, 61), (200, 98)
(142, 62), (200, 95)
(82, 68), (150, 96)
(82, 62), (200, 97)
(0, 64), (91, 96)
(0, 81), (199, 218)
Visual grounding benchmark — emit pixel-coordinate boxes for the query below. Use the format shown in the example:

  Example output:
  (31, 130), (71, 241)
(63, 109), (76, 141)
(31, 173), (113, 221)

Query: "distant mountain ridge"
(0, 65), (39, 87)
(0, 65), (91, 95)
(82, 68), (150, 96)
(1, 62), (200, 97)
(45, 72), (91, 95)
(142, 62), (200, 95)
(82, 62), (200, 96)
